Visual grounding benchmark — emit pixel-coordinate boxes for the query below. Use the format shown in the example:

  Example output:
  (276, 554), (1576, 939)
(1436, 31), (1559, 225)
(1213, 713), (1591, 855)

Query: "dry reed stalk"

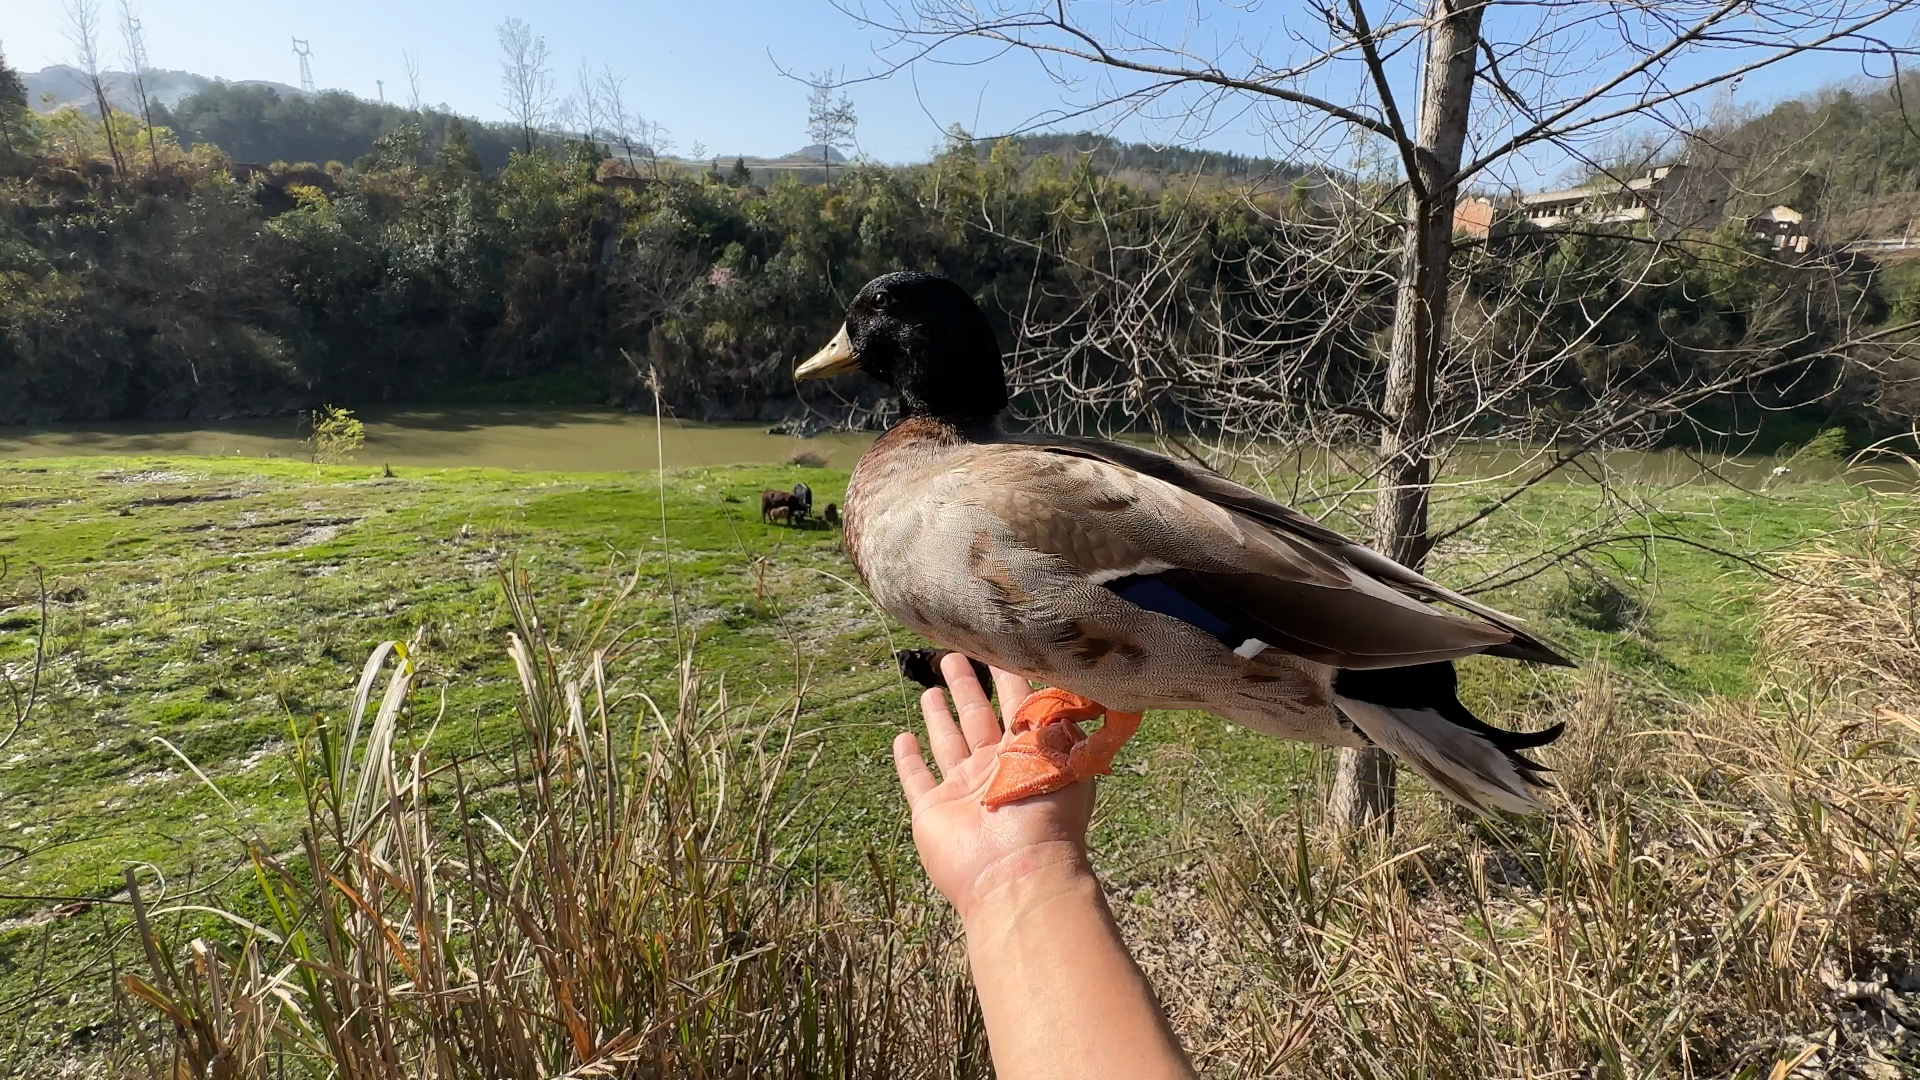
(121, 570), (985, 1079)
(1171, 519), (1920, 1077)
(1762, 501), (1920, 712)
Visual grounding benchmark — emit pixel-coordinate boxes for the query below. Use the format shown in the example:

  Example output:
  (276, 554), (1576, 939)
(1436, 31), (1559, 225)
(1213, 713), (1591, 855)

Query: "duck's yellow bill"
(795, 324), (858, 379)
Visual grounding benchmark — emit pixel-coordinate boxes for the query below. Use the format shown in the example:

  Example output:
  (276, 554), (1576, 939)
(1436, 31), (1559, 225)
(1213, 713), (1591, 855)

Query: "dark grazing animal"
(791, 482), (813, 523)
(822, 502), (841, 527)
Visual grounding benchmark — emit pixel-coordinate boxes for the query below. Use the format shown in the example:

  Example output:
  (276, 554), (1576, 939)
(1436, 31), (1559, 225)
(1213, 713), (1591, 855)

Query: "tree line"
(0, 44), (1913, 445)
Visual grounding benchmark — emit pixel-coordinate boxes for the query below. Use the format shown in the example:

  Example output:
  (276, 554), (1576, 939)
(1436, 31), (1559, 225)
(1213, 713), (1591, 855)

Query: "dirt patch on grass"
(96, 470), (198, 485)
(122, 490), (256, 508)
(282, 519), (360, 547)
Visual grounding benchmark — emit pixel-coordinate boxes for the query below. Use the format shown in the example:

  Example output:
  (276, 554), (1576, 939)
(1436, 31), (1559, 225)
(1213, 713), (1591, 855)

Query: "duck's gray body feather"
(842, 419), (1561, 755)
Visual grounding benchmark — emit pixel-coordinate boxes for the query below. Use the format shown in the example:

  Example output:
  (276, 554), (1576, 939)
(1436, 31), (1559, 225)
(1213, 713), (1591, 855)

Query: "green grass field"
(0, 455), (1888, 1068)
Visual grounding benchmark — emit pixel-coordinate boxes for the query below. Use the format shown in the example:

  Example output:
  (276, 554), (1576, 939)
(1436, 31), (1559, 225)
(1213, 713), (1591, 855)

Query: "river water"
(0, 406), (1896, 485)
(0, 408), (877, 472)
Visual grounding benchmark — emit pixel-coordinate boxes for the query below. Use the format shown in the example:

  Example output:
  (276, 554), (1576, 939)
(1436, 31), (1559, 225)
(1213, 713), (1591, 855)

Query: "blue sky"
(6, 0), (1049, 162)
(4, 1), (1912, 178)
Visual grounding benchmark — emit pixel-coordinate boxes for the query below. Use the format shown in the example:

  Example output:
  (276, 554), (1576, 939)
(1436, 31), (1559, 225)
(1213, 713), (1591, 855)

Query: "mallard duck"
(797, 271), (1570, 813)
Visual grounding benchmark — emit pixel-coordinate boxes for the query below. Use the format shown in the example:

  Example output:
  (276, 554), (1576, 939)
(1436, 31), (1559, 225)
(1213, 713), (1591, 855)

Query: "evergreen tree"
(437, 117), (481, 173)
(728, 156), (752, 187)
(0, 45), (34, 157)
(0, 50), (25, 114)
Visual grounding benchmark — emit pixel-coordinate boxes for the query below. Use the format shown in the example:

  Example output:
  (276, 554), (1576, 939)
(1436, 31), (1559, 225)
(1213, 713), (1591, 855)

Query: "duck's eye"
(870, 291), (891, 310)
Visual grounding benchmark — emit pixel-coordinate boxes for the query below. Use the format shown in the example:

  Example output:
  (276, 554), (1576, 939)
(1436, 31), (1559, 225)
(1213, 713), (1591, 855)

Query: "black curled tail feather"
(894, 649), (996, 700)
(1333, 662), (1565, 813)
(1335, 663), (1564, 772)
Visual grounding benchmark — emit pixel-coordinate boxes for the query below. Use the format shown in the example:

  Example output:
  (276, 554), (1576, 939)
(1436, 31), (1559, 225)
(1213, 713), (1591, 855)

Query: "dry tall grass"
(1147, 506), (1920, 1077)
(119, 572), (987, 1079)
(121, 518), (1920, 1078)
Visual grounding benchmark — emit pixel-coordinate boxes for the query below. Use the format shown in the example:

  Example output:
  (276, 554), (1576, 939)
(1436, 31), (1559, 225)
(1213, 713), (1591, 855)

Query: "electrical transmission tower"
(125, 18), (151, 74)
(291, 38), (315, 93)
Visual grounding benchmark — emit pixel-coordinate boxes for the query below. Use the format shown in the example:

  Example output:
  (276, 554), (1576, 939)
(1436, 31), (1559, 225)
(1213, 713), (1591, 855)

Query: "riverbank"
(2, 456), (1914, 1074)
(6, 410), (1897, 485)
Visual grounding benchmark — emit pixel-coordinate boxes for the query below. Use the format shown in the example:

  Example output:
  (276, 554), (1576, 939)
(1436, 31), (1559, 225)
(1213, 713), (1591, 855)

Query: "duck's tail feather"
(1333, 663), (1563, 815)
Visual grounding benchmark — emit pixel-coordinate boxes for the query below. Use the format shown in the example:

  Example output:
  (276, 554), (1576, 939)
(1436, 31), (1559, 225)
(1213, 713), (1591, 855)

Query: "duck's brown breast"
(842, 416), (968, 586)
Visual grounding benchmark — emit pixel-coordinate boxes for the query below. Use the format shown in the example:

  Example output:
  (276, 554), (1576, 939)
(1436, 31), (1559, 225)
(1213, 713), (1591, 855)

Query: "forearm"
(960, 842), (1195, 1080)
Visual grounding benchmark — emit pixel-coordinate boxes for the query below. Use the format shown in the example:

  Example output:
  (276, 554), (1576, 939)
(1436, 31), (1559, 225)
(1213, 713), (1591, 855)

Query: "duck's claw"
(982, 687), (1144, 809)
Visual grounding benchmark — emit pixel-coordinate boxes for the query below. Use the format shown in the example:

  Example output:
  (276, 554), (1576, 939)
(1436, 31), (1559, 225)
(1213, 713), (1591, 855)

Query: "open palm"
(892, 652), (1095, 921)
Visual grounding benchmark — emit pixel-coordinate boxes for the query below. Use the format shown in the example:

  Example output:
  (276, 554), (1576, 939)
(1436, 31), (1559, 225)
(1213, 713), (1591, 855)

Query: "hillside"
(149, 82), (529, 170)
(4, 45), (1904, 439)
(1010, 131), (1309, 181)
(23, 64), (301, 116)
(26, 64), (1320, 190)
(1707, 77), (1920, 239)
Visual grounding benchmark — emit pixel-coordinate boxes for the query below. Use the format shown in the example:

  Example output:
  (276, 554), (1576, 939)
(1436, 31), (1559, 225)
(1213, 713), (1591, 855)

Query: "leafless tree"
(582, 65), (670, 177)
(599, 67), (636, 166)
(497, 16), (555, 154)
(848, 0), (1920, 828)
(63, 0), (124, 178)
(806, 72), (858, 183)
(566, 60), (598, 151)
(403, 50), (422, 113)
(115, 0), (159, 173)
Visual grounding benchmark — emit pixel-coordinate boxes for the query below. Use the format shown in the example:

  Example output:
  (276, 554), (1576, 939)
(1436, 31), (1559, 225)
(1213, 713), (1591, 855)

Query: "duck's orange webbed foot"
(982, 687), (1143, 809)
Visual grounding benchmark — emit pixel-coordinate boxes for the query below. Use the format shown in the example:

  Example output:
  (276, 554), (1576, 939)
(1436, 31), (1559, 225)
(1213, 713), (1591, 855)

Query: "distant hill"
(24, 63), (1311, 189)
(781, 143), (850, 163)
(688, 145), (851, 175)
(24, 64), (302, 115)
(1009, 132), (1309, 182)
(150, 81), (527, 170)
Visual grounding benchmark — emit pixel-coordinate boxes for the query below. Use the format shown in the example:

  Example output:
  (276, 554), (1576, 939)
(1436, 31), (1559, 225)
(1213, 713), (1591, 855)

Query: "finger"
(989, 666), (1032, 723)
(919, 686), (969, 775)
(892, 731), (937, 804)
(941, 652), (1002, 751)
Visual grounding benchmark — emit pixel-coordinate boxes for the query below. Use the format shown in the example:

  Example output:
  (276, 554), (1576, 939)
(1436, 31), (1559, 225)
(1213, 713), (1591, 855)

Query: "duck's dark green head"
(795, 272), (1008, 418)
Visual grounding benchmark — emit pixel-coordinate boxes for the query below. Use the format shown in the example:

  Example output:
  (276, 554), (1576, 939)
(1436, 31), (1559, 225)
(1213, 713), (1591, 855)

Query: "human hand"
(891, 652), (1095, 923)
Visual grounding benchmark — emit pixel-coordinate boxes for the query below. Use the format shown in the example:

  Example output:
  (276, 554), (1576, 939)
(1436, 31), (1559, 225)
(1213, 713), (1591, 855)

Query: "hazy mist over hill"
(24, 64), (301, 115)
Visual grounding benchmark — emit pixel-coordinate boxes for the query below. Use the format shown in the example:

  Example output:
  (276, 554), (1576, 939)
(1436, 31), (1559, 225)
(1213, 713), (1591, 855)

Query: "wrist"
(956, 840), (1098, 928)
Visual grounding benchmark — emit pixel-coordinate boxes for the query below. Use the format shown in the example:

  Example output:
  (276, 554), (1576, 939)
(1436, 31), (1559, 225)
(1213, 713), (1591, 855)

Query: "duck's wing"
(984, 433), (1571, 669)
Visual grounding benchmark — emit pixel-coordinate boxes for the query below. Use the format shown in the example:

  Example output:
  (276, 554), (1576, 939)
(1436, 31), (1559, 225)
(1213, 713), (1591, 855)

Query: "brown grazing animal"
(761, 489), (800, 523)
(822, 502), (841, 527)
(765, 505), (791, 524)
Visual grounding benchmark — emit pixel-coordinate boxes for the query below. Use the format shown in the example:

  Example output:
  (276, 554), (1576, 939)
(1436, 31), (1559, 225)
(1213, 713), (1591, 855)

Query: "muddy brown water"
(0, 408), (877, 472)
(0, 407), (1899, 486)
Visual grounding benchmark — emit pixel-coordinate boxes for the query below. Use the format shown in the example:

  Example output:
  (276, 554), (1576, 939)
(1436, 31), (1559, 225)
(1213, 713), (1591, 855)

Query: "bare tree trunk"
(64, 0), (124, 179)
(1330, 0), (1485, 832)
(119, 3), (160, 173)
(90, 75), (124, 179)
